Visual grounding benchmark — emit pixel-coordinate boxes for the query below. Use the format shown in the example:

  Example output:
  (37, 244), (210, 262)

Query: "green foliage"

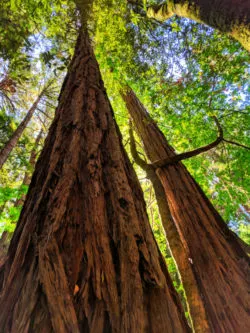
(0, 185), (27, 206)
(239, 224), (250, 245)
(0, 206), (22, 233)
(91, 2), (249, 233)
(0, 185), (28, 233)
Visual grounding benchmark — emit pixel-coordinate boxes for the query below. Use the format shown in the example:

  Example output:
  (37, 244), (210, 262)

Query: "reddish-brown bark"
(0, 31), (190, 333)
(123, 88), (250, 333)
(0, 231), (9, 267)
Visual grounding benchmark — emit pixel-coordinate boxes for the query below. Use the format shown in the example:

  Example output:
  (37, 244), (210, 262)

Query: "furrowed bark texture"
(147, 0), (250, 50)
(0, 31), (190, 333)
(0, 231), (10, 267)
(123, 89), (250, 333)
(0, 93), (43, 169)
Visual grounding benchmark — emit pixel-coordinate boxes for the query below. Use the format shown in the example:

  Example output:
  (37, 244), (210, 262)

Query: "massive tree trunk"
(147, 0), (250, 50)
(0, 30), (190, 333)
(123, 88), (250, 333)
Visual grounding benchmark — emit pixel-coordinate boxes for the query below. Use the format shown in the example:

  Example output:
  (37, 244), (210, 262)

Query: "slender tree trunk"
(0, 30), (190, 333)
(0, 90), (44, 169)
(15, 129), (43, 207)
(123, 88), (250, 333)
(147, 0), (250, 50)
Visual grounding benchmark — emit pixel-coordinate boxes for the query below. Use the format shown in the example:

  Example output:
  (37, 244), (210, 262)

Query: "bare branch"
(223, 139), (250, 151)
(152, 116), (224, 168)
(0, 91), (16, 112)
(36, 108), (53, 120)
(36, 114), (48, 131)
(218, 110), (249, 119)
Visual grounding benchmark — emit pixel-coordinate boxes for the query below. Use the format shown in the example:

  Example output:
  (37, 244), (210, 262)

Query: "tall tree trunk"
(0, 30), (190, 333)
(0, 90), (45, 169)
(147, 0), (250, 51)
(128, 126), (210, 332)
(123, 88), (250, 333)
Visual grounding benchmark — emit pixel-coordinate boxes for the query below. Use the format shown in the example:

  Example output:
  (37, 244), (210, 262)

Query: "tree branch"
(223, 139), (250, 151)
(129, 121), (152, 171)
(152, 116), (224, 168)
(36, 108), (53, 120)
(0, 91), (16, 112)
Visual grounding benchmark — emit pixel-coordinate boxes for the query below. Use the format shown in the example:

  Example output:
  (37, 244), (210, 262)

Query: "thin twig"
(223, 139), (250, 150)
(152, 116), (223, 168)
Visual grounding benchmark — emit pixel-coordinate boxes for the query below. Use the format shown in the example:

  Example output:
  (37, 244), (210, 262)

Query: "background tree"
(0, 83), (52, 169)
(130, 0), (250, 50)
(123, 87), (250, 332)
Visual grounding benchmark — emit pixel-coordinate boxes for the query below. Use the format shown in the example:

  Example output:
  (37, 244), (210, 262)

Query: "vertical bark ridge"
(123, 88), (250, 333)
(0, 31), (190, 333)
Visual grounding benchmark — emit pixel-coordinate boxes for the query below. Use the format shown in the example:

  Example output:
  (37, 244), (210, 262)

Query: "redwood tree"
(123, 88), (250, 333)
(0, 30), (190, 333)
(146, 0), (250, 50)
(128, 124), (210, 332)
